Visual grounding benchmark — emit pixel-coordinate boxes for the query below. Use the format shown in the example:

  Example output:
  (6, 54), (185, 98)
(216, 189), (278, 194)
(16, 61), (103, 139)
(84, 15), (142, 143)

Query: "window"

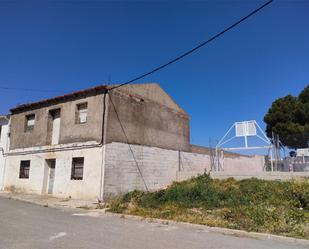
(71, 157), (84, 180)
(76, 103), (88, 124)
(25, 114), (35, 132)
(19, 160), (30, 179)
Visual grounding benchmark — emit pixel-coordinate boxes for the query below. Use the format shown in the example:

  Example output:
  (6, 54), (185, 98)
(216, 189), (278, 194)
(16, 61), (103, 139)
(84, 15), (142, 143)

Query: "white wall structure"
(0, 115), (10, 191)
(4, 142), (104, 199)
(4, 141), (267, 200)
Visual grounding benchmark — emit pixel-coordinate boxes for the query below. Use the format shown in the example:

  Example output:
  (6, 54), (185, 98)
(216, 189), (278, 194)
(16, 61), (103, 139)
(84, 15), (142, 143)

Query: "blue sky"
(0, 0), (308, 148)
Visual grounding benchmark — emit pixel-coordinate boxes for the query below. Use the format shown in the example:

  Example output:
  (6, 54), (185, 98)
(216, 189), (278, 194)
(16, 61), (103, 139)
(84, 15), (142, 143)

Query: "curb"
(1, 193), (308, 246)
(0, 193), (48, 207)
(0, 193), (97, 210)
(103, 211), (309, 246)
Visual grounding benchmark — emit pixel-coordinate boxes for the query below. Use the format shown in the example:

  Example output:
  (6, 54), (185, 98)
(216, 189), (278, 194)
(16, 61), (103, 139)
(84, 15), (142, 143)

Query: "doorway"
(48, 109), (61, 145)
(46, 159), (56, 194)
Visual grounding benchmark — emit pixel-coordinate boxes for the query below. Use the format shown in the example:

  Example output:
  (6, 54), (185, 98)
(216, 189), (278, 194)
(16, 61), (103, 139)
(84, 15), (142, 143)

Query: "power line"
(108, 92), (149, 192)
(109, 0), (273, 91)
(0, 0), (273, 94)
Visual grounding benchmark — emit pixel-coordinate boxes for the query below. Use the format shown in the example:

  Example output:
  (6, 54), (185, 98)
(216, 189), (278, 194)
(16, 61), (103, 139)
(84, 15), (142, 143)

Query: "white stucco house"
(0, 115), (10, 190)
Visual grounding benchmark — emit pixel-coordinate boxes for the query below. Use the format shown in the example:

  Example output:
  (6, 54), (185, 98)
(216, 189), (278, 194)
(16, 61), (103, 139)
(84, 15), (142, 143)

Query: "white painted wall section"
(4, 141), (267, 199)
(0, 119), (10, 190)
(4, 145), (104, 199)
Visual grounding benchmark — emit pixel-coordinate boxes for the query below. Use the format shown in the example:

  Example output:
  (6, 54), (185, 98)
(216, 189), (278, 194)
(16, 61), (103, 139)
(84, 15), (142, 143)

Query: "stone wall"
(105, 88), (190, 152)
(9, 84), (190, 153)
(9, 94), (104, 149)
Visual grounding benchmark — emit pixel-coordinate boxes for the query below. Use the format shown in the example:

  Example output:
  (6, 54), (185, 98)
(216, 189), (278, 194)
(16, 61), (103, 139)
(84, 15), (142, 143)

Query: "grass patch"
(106, 174), (309, 239)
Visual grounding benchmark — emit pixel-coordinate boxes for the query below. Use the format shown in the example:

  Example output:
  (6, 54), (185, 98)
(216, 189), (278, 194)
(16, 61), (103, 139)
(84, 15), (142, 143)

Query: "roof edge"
(9, 82), (186, 115)
(10, 85), (108, 114)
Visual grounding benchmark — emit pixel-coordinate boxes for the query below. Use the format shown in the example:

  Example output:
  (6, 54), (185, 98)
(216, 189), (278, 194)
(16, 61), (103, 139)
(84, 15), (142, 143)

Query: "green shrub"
(107, 174), (309, 239)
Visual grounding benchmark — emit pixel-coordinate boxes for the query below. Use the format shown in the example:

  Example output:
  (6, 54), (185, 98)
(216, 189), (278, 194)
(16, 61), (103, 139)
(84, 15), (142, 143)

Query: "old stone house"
(3, 84), (191, 199)
(3, 83), (264, 200)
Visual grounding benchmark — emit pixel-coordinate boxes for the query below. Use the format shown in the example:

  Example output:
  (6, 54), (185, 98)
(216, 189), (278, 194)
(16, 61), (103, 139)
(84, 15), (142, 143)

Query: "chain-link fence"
(282, 157), (309, 172)
(276, 132), (309, 172)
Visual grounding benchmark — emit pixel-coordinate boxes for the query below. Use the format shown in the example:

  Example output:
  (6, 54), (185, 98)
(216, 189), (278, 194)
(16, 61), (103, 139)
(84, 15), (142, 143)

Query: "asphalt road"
(0, 197), (307, 249)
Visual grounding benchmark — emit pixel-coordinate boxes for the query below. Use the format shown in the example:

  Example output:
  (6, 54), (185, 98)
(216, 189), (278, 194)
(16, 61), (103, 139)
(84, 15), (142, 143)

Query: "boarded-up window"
(48, 109), (61, 145)
(19, 160), (30, 179)
(25, 114), (35, 132)
(76, 103), (88, 124)
(71, 157), (84, 180)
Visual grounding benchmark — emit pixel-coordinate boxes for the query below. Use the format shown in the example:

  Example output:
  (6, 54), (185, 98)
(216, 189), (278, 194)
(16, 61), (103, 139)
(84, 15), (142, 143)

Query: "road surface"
(0, 197), (307, 249)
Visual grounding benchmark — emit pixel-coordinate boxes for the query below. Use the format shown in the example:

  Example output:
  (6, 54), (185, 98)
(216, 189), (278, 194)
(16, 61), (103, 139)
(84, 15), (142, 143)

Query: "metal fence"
(281, 157), (309, 172)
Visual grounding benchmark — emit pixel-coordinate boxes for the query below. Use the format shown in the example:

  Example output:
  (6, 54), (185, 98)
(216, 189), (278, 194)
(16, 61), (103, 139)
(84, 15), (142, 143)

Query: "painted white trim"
(7, 141), (101, 155)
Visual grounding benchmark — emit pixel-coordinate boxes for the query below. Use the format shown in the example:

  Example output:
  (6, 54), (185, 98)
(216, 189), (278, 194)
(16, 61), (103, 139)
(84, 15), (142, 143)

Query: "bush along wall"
(107, 174), (309, 239)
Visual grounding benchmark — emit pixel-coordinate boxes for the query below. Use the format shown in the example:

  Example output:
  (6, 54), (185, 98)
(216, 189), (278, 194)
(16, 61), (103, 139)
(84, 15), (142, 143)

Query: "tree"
(264, 85), (309, 149)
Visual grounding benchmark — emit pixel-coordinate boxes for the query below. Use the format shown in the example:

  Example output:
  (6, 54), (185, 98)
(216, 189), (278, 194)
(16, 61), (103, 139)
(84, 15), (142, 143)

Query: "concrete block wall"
(179, 149), (264, 174)
(103, 142), (179, 198)
(176, 165), (309, 183)
(222, 155), (265, 172)
(102, 143), (266, 198)
(210, 171), (309, 181)
(179, 152), (211, 173)
(176, 171), (204, 182)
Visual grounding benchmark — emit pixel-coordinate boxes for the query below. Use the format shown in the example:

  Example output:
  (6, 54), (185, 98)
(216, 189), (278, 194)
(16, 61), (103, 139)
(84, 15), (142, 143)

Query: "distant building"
(297, 148), (309, 157)
(0, 115), (10, 190)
